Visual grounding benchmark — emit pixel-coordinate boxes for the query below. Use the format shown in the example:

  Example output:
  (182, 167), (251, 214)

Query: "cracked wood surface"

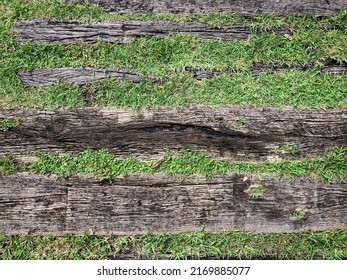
(1, 107), (346, 162)
(18, 60), (347, 87)
(68, 0), (347, 15)
(0, 172), (346, 235)
(19, 68), (143, 87)
(13, 20), (289, 44)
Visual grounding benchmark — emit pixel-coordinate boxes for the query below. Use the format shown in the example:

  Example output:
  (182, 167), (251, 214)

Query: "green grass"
(0, 155), (17, 175)
(2, 33), (347, 77)
(1, 71), (346, 109)
(246, 184), (265, 199)
(1, 229), (346, 260)
(273, 143), (299, 156)
(290, 208), (306, 221)
(1, 1), (347, 109)
(1, 0), (347, 31)
(0, 118), (20, 131)
(1, 146), (346, 183)
(0, 0), (346, 261)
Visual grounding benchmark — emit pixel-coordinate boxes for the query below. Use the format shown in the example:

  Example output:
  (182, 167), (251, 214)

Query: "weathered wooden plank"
(0, 107), (346, 162)
(252, 60), (347, 76)
(68, 0), (347, 15)
(187, 60), (347, 80)
(13, 20), (289, 44)
(18, 60), (347, 86)
(0, 173), (346, 235)
(19, 68), (143, 87)
(0, 174), (67, 234)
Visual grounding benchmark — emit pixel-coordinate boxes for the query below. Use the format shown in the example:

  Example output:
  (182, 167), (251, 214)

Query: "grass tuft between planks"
(1, 147), (346, 183)
(0, 118), (20, 131)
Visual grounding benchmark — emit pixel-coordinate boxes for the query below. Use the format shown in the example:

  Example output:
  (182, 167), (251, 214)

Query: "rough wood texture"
(187, 60), (347, 80)
(69, 0), (347, 15)
(19, 60), (347, 87)
(1, 172), (346, 235)
(1, 107), (346, 162)
(0, 174), (67, 234)
(19, 68), (143, 87)
(251, 60), (347, 76)
(13, 20), (289, 44)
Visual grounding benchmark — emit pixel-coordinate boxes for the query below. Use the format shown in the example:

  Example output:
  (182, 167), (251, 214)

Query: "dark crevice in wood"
(0, 107), (346, 162)
(67, 0), (347, 15)
(186, 59), (347, 80)
(13, 20), (291, 44)
(136, 122), (259, 140)
(1, 173), (346, 235)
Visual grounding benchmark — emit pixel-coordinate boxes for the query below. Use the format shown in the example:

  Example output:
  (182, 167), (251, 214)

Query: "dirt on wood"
(1, 172), (346, 235)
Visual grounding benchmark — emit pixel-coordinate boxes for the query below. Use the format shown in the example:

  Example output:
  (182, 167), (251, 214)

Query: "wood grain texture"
(252, 60), (347, 76)
(68, 0), (347, 15)
(0, 174), (67, 234)
(13, 20), (289, 44)
(1, 107), (346, 162)
(19, 68), (143, 87)
(18, 60), (347, 87)
(1, 172), (346, 235)
(187, 60), (347, 80)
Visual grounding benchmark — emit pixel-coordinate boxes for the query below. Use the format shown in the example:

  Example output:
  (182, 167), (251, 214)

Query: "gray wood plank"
(18, 59), (347, 86)
(1, 107), (346, 162)
(13, 20), (289, 44)
(68, 0), (347, 15)
(187, 60), (347, 80)
(0, 173), (346, 235)
(19, 68), (143, 87)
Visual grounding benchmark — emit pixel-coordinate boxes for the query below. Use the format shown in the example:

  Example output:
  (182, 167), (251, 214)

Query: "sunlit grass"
(1, 228), (346, 260)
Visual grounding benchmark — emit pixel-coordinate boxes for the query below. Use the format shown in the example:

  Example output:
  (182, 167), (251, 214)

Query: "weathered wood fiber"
(187, 60), (347, 80)
(0, 107), (346, 162)
(0, 172), (346, 235)
(19, 60), (347, 86)
(13, 20), (289, 44)
(19, 68), (143, 87)
(68, 0), (347, 15)
(252, 60), (347, 76)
